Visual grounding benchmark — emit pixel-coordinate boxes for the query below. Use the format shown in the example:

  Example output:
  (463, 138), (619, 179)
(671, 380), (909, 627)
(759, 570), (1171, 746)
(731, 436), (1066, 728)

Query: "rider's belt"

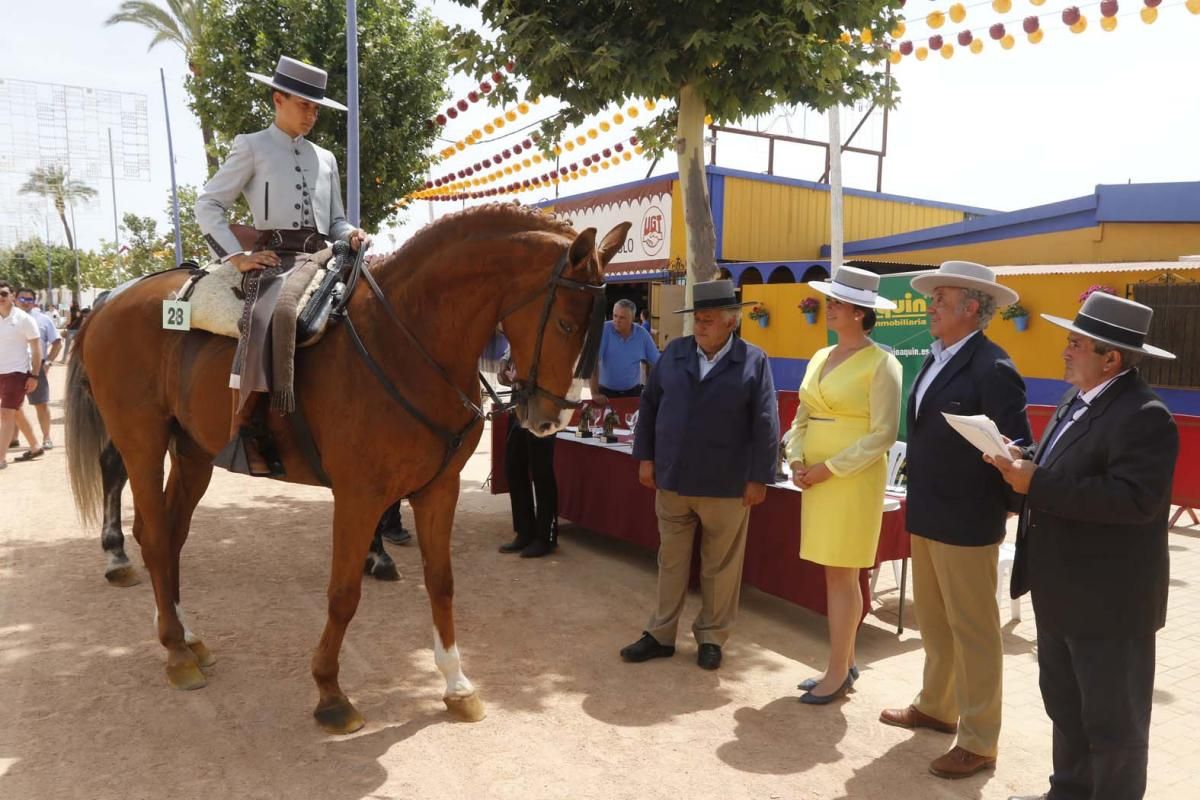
(254, 228), (326, 254)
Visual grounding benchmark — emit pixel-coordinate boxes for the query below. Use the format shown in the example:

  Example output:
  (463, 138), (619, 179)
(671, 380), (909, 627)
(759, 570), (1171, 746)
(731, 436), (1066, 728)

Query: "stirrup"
(213, 431), (284, 477)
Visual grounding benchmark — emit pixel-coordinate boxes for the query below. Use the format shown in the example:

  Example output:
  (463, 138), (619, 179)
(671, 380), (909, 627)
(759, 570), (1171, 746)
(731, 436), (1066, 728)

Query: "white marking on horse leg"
(153, 605), (199, 644)
(433, 627), (475, 699)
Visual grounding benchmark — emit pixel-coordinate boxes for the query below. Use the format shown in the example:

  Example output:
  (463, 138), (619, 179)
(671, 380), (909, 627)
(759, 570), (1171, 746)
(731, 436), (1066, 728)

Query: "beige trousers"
(910, 534), (1004, 758)
(646, 490), (750, 648)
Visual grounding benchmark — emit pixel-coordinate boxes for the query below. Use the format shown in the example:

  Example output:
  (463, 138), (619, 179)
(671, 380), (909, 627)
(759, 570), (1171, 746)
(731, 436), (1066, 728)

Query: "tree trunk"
(200, 117), (220, 177)
(674, 83), (718, 334)
(55, 201), (81, 307)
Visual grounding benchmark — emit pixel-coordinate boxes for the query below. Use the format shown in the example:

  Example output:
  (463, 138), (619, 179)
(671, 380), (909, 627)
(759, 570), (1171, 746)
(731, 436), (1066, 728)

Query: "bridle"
(337, 241), (605, 498)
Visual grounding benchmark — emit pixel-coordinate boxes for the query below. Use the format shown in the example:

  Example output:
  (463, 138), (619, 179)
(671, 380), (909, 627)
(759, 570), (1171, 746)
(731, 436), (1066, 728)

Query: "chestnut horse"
(66, 205), (629, 733)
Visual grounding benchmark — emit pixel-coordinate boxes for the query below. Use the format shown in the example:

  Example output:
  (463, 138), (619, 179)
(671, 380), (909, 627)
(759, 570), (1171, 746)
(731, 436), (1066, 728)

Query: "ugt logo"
(641, 206), (665, 256)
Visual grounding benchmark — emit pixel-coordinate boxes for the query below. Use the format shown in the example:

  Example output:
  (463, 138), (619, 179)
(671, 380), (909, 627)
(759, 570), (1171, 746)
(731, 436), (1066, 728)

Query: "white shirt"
(913, 330), (980, 413)
(0, 306), (40, 374)
(1043, 369), (1131, 456)
(697, 333), (734, 381)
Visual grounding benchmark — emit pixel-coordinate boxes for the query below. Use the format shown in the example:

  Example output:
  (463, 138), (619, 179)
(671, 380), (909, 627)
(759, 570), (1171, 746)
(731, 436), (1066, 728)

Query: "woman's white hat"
(807, 266), (896, 311)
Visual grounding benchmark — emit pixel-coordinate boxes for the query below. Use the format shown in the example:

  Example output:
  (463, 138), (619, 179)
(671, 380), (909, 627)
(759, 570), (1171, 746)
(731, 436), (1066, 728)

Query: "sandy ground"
(3, 371), (1199, 800)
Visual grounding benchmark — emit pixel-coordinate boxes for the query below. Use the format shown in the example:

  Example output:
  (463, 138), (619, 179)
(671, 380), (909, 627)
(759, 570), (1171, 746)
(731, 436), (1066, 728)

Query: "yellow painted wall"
(853, 223), (1200, 268)
(720, 176), (969, 262)
(738, 284), (830, 359)
(669, 180), (686, 263)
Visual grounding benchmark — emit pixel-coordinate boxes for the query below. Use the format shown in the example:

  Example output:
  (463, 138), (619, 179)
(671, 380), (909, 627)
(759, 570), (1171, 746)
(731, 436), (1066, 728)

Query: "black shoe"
(798, 664), (859, 692)
(697, 643), (722, 671)
(620, 633), (675, 663)
(519, 539), (556, 558)
(799, 673), (854, 705)
(499, 535), (532, 554)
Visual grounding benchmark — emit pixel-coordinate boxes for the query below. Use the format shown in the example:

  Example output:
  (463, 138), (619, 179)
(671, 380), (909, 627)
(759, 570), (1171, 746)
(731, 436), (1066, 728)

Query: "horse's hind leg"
(363, 528), (399, 581)
(163, 434), (216, 670)
(99, 443), (139, 587)
(311, 495), (378, 734)
(411, 474), (485, 722)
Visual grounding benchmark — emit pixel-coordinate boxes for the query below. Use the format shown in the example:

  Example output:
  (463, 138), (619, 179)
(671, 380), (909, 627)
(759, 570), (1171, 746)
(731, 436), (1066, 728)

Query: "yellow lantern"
(991, 0), (1011, 13)
(644, 99), (656, 110)
(860, 29), (873, 44)
(590, 165), (598, 173)
(455, 141), (466, 151)
(941, 43), (954, 59)
(888, 50), (902, 65)
(891, 22), (906, 38)
(1101, 16), (1118, 31)
(553, 145), (563, 156)
(1141, 7), (1158, 23)
(915, 46), (928, 61)
(587, 128), (598, 139)
(517, 102), (530, 114)
(494, 116), (505, 128)
(613, 113), (625, 124)
(505, 110), (517, 122)
(1031, 0), (1046, 4)
(623, 152), (632, 161)
(1071, 16), (1088, 33)
(565, 141), (575, 151)
(839, 32), (852, 44)
(599, 120), (611, 132)
(601, 162), (610, 170)
(532, 154), (542, 164)
(927, 11), (945, 29)
(576, 135), (587, 146)
(628, 107), (639, 118)
(504, 166), (513, 175)
(471, 129), (482, 140)
(704, 114), (713, 125)
(1188, 0), (1200, 14)
(970, 39), (984, 54)
(522, 158), (531, 168)
(634, 144), (644, 155)
(1001, 34), (1015, 49)
(484, 123), (495, 134)
(949, 3), (966, 24)
(1029, 29), (1045, 44)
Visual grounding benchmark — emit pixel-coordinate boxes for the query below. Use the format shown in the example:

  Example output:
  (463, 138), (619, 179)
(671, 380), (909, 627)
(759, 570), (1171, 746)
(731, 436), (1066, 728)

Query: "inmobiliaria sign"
(546, 177), (673, 271)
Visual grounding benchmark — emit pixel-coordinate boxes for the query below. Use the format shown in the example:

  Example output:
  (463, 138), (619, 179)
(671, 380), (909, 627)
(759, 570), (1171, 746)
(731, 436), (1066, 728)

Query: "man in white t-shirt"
(0, 280), (44, 468)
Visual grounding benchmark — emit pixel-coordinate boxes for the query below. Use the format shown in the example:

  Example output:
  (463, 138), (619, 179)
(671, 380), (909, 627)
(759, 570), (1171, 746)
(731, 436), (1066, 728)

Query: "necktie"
(1038, 395), (1089, 463)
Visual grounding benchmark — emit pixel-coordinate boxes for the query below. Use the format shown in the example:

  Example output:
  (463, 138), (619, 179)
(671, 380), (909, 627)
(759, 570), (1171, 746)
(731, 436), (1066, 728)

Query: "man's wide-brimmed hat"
(910, 260), (1018, 308)
(248, 56), (347, 111)
(808, 266), (896, 311)
(675, 279), (754, 313)
(1042, 292), (1175, 360)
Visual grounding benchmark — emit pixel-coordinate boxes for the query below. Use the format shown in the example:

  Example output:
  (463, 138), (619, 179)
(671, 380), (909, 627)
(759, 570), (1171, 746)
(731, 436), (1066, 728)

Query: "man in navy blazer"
(990, 293), (1178, 800)
(620, 280), (779, 671)
(880, 261), (1032, 780)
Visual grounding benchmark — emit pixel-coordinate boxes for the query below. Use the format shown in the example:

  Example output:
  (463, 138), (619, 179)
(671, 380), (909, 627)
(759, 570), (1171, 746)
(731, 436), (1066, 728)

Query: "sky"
(2, 0), (1198, 256)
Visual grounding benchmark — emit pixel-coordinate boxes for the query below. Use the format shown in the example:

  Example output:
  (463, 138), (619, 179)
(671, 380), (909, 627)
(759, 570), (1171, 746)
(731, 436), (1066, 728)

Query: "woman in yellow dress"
(785, 266), (902, 704)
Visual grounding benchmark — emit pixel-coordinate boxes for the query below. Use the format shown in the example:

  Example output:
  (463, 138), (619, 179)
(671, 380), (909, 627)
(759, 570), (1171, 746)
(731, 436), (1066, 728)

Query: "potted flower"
(799, 297), (820, 324)
(1079, 283), (1117, 304)
(748, 304), (770, 328)
(1001, 302), (1031, 332)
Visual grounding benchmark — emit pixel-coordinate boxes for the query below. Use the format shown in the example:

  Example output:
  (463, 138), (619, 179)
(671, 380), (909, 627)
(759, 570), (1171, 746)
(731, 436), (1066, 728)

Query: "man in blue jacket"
(620, 280), (779, 671)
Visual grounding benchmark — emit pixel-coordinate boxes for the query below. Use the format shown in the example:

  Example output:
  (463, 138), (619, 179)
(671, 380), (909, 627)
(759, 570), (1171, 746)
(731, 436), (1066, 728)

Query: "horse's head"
(504, 222), (631, 435)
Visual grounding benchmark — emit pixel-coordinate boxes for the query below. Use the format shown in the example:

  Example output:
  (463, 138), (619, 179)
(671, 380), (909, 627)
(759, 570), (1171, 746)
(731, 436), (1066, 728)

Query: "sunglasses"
(16, 296), (35, 303)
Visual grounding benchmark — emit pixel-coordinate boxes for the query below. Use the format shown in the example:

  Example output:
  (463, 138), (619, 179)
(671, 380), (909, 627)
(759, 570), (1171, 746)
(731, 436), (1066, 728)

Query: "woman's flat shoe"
(798, 664), (859, 692)
(799, 673), (855, 705)
(14, 448), (44, 462)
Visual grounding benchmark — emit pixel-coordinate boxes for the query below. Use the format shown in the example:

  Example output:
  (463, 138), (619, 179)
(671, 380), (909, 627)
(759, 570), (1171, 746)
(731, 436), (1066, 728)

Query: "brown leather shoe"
(928, 746), (996, 779)
(879, 704), (957, 734)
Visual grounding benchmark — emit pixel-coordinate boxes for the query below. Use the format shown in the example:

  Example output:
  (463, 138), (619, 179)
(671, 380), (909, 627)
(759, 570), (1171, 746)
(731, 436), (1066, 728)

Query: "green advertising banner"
(872, 276), (935, 441)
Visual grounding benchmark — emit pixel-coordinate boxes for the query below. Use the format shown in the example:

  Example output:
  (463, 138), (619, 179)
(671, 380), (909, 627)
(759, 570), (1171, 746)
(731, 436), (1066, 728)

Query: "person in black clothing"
(498, 349), (557, 558)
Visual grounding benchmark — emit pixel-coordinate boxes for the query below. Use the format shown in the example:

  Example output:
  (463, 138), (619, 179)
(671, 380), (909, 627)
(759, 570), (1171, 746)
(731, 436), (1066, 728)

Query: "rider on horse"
(197, 55), (369, 477)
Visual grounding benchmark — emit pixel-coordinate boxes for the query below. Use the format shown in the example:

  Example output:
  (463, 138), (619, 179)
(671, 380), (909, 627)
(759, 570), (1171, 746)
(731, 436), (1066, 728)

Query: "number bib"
(162, 299), (192, 331)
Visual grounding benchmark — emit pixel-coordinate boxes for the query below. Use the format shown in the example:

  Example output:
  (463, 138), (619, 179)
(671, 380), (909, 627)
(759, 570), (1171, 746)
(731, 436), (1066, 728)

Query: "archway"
(767, 265), (796, 284)
(800, 264), (829, 282)
(739, 267), (763, 286)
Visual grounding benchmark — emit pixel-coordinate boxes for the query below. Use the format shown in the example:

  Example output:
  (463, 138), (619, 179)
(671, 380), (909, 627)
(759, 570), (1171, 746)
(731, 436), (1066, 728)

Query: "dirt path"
(2, 371), (1197, 800)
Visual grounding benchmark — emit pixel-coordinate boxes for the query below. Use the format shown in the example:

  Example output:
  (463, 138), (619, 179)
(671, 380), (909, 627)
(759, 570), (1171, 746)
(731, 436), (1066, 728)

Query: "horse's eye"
(557, 319), (577, 336)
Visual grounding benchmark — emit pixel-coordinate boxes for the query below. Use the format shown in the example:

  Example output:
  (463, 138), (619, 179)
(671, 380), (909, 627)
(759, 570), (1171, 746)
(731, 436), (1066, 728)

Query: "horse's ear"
(597, 222), (633, 270)
(568, 227), (597, 269)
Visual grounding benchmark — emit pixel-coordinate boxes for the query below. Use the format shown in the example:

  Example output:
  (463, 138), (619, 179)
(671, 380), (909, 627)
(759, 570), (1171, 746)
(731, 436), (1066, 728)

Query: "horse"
(66, 205), (630, 733)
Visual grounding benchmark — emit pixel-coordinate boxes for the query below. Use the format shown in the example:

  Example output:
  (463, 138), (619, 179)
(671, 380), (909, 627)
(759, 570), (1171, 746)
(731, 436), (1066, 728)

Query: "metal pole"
(44, 192), (53, 303)
(108, 128), (120, 250)
(346, 0), (361, 226)
(161, 69), (183, 264)
(68, 191), (81, 301)
(829, 106), (844, 275)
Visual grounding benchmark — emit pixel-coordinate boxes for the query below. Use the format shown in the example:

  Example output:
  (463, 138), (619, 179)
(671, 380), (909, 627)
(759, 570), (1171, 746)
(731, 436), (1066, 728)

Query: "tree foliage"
(187, 0), (448, 231)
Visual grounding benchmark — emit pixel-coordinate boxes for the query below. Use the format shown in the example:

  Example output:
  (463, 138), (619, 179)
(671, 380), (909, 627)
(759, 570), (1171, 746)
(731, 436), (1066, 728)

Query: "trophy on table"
(576, 403), (594, 438)
(601, 408), (620, 443)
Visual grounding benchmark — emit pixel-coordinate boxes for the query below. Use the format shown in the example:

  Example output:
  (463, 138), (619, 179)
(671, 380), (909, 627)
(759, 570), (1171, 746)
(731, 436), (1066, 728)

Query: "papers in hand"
(941, 412), (1011, 460)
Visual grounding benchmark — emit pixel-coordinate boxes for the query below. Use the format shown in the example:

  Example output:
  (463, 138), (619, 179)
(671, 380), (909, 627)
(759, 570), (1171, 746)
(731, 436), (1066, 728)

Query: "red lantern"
(502, 149), (512, 159)
(513, 144), (523, 154)
(447, 108), (458, 119)
(630, 135), (639, 145)
(1145, 0), (1162, 6)
(583, 156), (593, 166)
(456, 99), (469, 112)
(491, 71), (503, 82)
(482, 159), (491, 168)
(570, 163), (579, 171)
(480, 81), (492, 94)
(1023, 16), (1040, 33)
(549, 169), (558, 178)
(522, 138), (533, 148)
(602, 148), (612, 158)
(614, 142), (625, 152)
(989, 22), (1006, 39)
(424, 180), (433, 189)
(465, 167), (474, 176)
(435, 114), (447, 126)
(899, 39), (914, 55)
(1062, 6), (1081, 25)
(530, 132), (541, 143)
(929, 34), (944, 50)
(957, 30), (973, 46)
(1100, 0), (1118, 16)
(506, 60), (516, 72)
(468, 91), (480, 103)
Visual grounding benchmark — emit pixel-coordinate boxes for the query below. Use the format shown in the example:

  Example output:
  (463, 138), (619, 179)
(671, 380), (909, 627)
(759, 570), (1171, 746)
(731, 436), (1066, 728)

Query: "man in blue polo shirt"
(590, 298), (659, 402)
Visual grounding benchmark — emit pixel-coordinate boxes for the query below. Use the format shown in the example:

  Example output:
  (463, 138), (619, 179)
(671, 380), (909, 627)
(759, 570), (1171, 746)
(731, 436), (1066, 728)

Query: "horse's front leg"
(311, 495), (378, 734)
(411, 473), (485, 722)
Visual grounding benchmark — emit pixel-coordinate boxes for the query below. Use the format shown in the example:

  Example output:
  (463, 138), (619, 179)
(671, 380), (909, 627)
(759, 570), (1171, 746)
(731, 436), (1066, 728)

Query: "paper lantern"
(480, 81), (492, 93)
(1071, 16), (1088, 33)
(564, 141), (575, 151)
(1031, 0), (1046, 4)
(522, 158), (531, 168)
(1029, 29), (1045, 43)
(915, 46), (928, 61)
(1062, 6), (1081, 25)
(628, 107), (639, 118)
(704, 114), (714, 125)
(435, 113), (447, 126)
(929, 34), (944, 51)
(899, 40), (914, 55)
(839, 32), (853, 44)
(860, 28), (874, 44)
(927, 11), (945, 29)
(1100, 0), (1118, 16)
(949, 3), (966, 23)
(447, 108), (458, 119)
(1141, 6), (1158, 23)
(989, 23), (1006, 40)
(1001, 34), (1015, 49)
(575, 135), (587, 145)
(1101, 16), (1118, 30)
(891, 22), (906, 38)
(957, 30), (973, 46)
(1023, 16), (1040, 34)
(518, 102), (530, 114)
(613, 113), (625, 124)
(505, 110), (517, 122)
(1189, 0), (1200, 14)
(587, 128), (598, 139)
(456, 99), (469, 112)
(599, 121), (611, 132)
(940, 44), (954, 59)
(970, 39), (984, 54)
(623, 152), (632, 161)
(992, 0), (1011, 12)
(1144, 0), (1162, 6)
(644, 99), (656, 110)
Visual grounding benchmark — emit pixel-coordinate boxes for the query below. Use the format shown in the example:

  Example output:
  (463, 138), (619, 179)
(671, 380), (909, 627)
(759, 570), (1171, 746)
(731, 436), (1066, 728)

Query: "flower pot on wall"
(803, 311), (817, 324)
(1013, 315), (1029, 332)
(756, 315), (769, 328)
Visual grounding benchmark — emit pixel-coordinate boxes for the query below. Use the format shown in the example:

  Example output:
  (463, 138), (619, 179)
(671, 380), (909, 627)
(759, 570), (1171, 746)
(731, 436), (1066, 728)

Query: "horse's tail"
(65, 316), (107, 527)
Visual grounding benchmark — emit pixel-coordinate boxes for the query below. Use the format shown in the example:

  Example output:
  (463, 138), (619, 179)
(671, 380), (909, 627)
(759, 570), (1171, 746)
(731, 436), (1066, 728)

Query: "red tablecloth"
(491, 412), (911, 618)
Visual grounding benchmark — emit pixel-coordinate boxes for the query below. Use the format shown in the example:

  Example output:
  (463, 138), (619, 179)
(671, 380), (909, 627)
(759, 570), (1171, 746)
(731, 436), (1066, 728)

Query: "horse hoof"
(187, 640), (217, 668)
(313, 697), (365, 735)
(105, 565), (141, 587)
(368, 560), (400, 582)
(444, 692), (486, 722)
(166, 660), (207, 690)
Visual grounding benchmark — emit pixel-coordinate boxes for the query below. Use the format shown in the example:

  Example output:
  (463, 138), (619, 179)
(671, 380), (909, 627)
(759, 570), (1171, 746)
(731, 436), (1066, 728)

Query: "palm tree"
(19, 165), (98, 304)
(105, 0), (220, 175)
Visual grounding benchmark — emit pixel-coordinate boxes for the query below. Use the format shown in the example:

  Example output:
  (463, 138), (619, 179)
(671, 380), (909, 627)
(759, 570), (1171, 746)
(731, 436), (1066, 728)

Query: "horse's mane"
(374, 203), (576, 276)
